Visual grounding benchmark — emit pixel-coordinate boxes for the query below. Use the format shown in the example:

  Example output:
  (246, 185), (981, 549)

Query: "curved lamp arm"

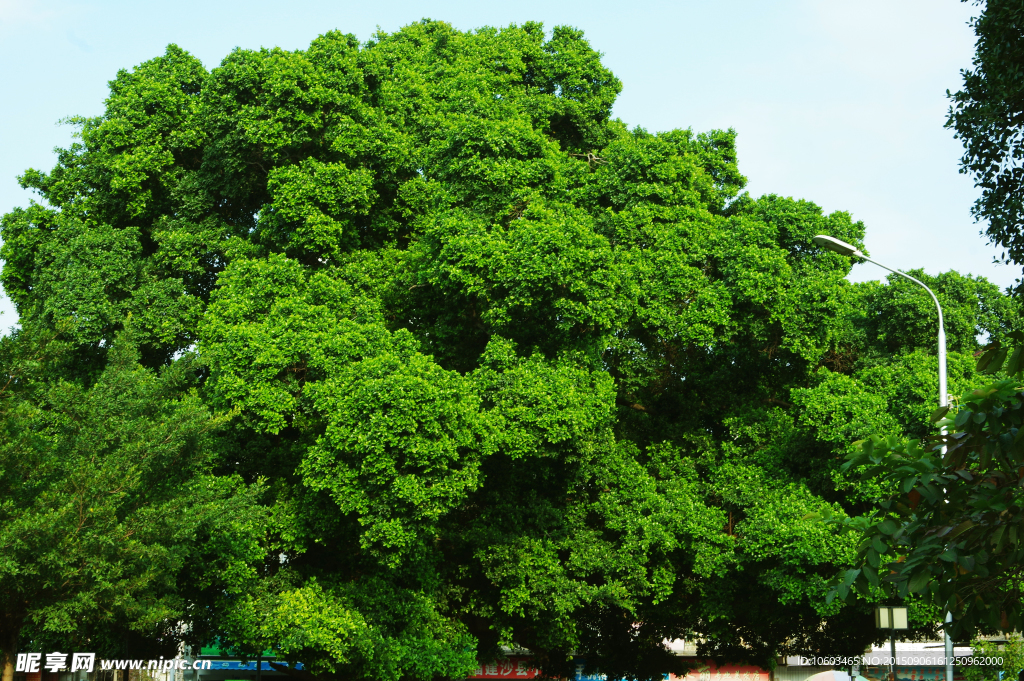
(812, 235), (947, 408)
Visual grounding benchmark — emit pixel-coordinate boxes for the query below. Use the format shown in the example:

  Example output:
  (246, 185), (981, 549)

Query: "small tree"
(0, 329), (264, 680)
(962, 633), (1024, 681)
(834, 362), (1024, 637)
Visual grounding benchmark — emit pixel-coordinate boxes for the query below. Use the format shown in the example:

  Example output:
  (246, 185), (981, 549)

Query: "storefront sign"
(670, 661), (770, 681)
(469, 657), (539, 678)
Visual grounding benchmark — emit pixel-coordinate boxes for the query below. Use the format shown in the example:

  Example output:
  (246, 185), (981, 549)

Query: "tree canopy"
(1, 20), (1015, 681)
(948, 0), (1024, 278)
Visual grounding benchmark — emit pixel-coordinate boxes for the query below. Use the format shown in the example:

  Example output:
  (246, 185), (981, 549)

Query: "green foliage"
(835, 378), (1024, 637)
(948, 0), (1024, 275)
(0, 328), (264, 664)
(3, 18), (1019, 680)
(859, 270), (1019, 355)
(962, 633), (1024, 681)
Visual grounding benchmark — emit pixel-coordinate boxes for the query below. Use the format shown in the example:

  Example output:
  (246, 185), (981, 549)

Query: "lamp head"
(813, 234), (863, 257)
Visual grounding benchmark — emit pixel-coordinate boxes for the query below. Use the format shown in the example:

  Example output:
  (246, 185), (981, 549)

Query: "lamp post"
(812, 235), (952, 681)
(875, 605), (909, 681)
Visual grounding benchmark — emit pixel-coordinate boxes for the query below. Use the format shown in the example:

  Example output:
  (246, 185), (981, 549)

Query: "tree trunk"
(1, 620), (20, 681)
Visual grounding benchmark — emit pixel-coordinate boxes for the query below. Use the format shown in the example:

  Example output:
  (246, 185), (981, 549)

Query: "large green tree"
(2, 20), (1013, 680)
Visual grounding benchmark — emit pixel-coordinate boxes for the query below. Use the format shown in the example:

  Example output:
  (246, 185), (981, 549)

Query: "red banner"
(469, 657), (539, 679)
(670, 662), (771, 681)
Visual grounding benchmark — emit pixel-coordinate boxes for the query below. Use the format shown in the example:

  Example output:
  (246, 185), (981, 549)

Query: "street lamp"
(812, 235), (953, 681)
(876, 606), (909, 681)
(811, 235), (947, 412)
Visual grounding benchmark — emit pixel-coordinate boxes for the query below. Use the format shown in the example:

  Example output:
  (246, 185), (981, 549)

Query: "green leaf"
(908, 567), (932, 593)
(872, 535), (889, 554)
(837, 568), (860, 600)
(950, 520), (976, 539)
(977, 344), (1005, 373)
(1007, 345), (1024, 377)
(878, 518), (900, 535)
(991, 525), (1007, 549)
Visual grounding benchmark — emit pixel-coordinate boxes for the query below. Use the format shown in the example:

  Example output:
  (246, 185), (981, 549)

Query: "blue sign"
(202, 660), (305, 671)
(575, 660), (606, 681)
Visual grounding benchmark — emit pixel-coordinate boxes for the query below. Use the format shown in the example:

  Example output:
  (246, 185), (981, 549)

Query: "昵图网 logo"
(16, 653), (212, 673)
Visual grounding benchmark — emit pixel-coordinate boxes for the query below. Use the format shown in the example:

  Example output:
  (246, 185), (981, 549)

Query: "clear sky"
(0, 0), (1014, 329)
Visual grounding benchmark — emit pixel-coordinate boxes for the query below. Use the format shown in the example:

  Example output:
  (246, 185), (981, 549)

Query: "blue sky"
(0, 0), (1013, 329)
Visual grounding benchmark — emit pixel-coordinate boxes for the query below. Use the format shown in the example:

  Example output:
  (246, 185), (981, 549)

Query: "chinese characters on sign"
(469, 657), (538, 679)
(575, 663), (607, 681)
(669, 663), (771, 681)
(16, 653), (96, 673)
